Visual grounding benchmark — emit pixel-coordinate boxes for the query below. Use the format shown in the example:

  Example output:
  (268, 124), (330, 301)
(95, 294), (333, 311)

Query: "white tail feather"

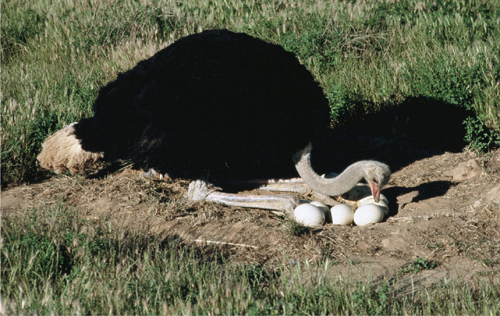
(37, 122), (103, 174)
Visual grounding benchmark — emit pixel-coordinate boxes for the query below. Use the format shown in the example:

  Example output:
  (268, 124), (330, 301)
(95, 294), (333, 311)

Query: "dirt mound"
(2, 149), (500, 288)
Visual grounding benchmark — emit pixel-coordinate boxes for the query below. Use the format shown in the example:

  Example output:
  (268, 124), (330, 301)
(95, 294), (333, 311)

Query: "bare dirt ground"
(2, 100), (500, 291)
(2, 145), (500, 291)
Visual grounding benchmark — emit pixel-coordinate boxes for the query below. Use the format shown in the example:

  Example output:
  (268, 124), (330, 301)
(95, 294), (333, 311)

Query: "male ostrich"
(38, 30), (390, 213)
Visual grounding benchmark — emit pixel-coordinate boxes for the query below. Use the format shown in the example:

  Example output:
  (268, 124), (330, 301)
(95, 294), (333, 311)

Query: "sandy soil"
(2, 145), (499, 291)
(2, 101), (500, 292)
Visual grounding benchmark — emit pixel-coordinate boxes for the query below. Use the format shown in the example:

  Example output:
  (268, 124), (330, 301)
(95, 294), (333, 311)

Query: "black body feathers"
(75, 30), (330, 180)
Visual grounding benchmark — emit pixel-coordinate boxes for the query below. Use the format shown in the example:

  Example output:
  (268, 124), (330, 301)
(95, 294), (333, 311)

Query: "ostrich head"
(362, 161), (391, 202)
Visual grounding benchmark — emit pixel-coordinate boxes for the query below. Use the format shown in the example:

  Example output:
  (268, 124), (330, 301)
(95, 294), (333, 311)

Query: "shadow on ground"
(384, 180), (452, 216)
(312, 96), (475, 174)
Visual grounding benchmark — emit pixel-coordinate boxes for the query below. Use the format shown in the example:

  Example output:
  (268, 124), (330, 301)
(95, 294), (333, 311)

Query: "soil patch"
(2, 149), (500, 289)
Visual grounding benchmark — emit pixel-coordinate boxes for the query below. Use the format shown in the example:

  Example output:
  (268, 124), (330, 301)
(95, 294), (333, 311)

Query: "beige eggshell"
(330, 204), (354, 225)
(353, 204), (385, 226)
(294, 204), (325, 227)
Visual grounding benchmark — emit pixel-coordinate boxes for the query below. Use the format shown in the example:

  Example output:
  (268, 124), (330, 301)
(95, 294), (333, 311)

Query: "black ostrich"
(38, 30), (390, 213)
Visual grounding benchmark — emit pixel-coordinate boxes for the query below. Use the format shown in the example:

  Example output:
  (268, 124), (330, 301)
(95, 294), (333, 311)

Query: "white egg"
(330, 204), (354, 225)
(353, 204), (385, 226)
(357, 194), (389, 216)
(311, 201), (331, 222)
(358, 193), (389, 206)
(300, 199), (312, 204)
(294, 204), (325, 227)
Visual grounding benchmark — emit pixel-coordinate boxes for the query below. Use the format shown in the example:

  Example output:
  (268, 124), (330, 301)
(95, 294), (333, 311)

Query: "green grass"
(2, 0), (500, 187)
(399, 258), (438, 275)
(2, 204), (499, 315)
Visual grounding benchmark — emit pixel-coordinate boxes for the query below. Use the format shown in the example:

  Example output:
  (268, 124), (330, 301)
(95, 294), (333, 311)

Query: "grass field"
(2, 0), (500, 314)
(2, 204), (499, 315)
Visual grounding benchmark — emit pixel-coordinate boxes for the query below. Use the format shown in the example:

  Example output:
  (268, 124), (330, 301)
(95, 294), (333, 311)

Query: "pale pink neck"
(293, 144), (371, 196)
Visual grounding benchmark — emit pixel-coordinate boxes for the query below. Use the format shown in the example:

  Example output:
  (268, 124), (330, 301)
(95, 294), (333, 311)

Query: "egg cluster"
(293, 194), (389, 227)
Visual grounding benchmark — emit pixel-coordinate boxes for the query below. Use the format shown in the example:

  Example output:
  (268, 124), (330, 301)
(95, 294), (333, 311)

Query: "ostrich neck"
(293, 144), (366, 196)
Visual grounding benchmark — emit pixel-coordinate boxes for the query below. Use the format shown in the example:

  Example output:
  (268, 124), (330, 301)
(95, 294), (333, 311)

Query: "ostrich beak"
(369, 181), (381, 203)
